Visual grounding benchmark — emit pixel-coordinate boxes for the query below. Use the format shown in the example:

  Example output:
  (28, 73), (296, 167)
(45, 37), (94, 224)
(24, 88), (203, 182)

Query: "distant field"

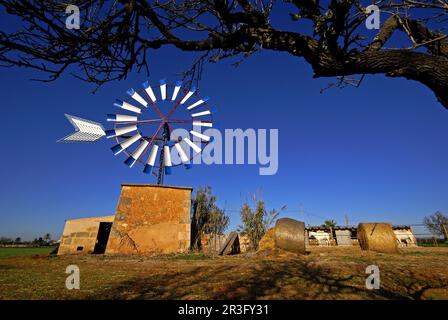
(417, 242), (448, 247)
(0, 247), (54, 259)
(0, 246), (448, 300)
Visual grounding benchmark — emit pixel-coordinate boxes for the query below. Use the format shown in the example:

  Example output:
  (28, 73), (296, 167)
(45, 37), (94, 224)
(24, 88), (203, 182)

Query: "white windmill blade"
(186, 96), (209, 110)
(57, 114), (105, 143)
(110, 133), (141, 155)
(175, 143), (192, 169)
(127, 88), (148, 107)
(144, 144), (159, 174)
(114, 99), (141, 114)
(160, 79), (167, 100)
(107, 114), (138, 122)
(180, 86), (196, 104)
(164, 146), (172, 166)
(191, 110), (211, 117)
(183, 137), (202, 153)
(105, 125), (138, 139)
(190, 130), (211, 141)
(142, 80), (157, 102)
(124, 140), (149, 168)
(164, 145), (172, 175)
(175, 143), (189, 163)
(192, 121), (213, 127)
(171, 81), (182, 101)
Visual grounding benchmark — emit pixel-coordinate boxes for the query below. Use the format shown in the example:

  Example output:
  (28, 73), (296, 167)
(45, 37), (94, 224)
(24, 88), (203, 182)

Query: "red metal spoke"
(142, 90), (165, 119)
(137, 121), (165, 162)
(165, 89), (189, 120)
(115, 119), (163, 125)
(167, 123), (180, 141)
(169, 119), (212, 124)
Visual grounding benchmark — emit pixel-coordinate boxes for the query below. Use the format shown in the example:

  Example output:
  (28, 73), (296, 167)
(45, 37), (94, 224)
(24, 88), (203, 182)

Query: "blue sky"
(0, 6), (447, 240)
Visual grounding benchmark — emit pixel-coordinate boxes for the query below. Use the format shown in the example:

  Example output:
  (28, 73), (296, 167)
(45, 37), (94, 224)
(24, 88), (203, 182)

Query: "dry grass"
(0, 246), (447, 300)
(257, 228), (275, 252)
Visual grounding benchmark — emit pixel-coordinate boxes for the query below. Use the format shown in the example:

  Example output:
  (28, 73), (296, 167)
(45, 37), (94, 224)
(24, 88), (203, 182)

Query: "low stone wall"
(239, 234), (251, 253)
(58, 215), (115, 255)
(201, 233), (227, 254)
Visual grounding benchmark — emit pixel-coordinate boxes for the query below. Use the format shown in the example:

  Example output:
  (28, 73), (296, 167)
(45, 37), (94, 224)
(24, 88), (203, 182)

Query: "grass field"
(0, 247), (55, 259)
(417, 242), (448, 247)
(0, 246), (447, 300)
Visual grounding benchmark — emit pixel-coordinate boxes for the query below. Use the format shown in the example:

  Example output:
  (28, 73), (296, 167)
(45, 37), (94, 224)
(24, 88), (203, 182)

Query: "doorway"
(93, 222), (112, 254)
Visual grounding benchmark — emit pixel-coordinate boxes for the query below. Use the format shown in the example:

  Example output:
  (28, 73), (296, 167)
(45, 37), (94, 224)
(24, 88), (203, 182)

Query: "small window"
(76, 246), (84, 251)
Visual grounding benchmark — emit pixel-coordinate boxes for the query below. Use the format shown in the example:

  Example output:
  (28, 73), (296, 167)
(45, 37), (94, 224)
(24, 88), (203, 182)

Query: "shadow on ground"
(86, 257), (446, 300)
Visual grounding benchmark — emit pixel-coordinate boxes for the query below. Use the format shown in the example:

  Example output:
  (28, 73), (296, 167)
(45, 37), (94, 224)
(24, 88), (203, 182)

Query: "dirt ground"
(0, 246), (447, 300)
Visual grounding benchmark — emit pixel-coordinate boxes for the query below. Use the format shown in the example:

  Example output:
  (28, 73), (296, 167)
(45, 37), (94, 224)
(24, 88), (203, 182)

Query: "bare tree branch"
(0, 0), (447, 108)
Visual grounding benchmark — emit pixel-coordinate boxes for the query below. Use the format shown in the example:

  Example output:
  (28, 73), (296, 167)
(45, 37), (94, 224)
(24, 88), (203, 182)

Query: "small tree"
(423, 211), (448, 241)
(44, 233), (52, 244)
(238, 196), (285, 251)
(32, 237), (45, 247)
(322, 220), (338, 229)
(191, 186), (229, 249)
(14, 237), (21, 244)
(0, 237), (13, 245)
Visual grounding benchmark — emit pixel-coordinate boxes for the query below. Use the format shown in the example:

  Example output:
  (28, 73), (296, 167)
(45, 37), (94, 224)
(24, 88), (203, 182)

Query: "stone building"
(58, 184), (192, 255)
(305, 226), (357, 246)
(307, 230), (333, 246)
(58, 215), (115, 255)
(393, 225), (418, 247)
(305, 225), (417, 247)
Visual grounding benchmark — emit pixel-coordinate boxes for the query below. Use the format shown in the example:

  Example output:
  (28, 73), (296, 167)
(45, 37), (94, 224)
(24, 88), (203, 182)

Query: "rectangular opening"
(76, 246), (84, 251)
(93, 222), (113, 254)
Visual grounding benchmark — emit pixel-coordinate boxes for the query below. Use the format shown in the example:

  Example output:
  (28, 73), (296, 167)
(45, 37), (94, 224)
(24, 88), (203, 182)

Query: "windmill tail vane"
(57, 114), (106, 143)
(57, 79), (215, 184)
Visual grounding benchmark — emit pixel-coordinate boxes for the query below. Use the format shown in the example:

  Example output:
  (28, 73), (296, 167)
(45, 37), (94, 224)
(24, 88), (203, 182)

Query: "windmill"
(58, 79), (214, 184)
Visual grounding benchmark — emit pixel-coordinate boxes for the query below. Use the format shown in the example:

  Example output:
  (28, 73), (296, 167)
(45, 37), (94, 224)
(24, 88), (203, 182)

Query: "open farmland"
(0, 246), (447, 300)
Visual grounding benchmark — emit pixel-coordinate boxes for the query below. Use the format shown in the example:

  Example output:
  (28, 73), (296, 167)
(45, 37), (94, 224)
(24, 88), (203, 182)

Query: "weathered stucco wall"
(394, 228), (418, 247)
(58, 215), (115, 255)
(308, 231), (332, 246)
(105, 184), (192, 255)
(335, 230), (352, 246)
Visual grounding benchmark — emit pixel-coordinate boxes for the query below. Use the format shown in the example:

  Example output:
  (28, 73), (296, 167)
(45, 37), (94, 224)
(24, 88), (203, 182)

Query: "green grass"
(0, 247), (54, 259)
(418, 242), (448, 247)
(163, 252), (212, 261)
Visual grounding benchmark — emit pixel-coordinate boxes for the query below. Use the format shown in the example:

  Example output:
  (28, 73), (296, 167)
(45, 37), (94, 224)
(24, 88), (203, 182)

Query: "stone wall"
(105, 184), (192, 255)
(335, 230), (352, 246)
(239, 234), (251, 253)
(58, 215), (115, 255)
(200, 233), (227, 254)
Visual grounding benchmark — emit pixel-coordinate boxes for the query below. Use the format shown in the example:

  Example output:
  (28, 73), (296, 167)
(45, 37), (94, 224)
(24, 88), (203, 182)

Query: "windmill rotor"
(58, 79), (215, 184)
